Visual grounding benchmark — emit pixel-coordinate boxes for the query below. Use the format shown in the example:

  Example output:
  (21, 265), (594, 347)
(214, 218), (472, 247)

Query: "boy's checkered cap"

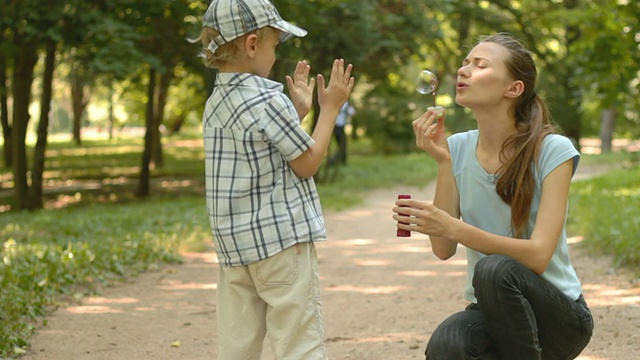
(203, 0), (307, 53)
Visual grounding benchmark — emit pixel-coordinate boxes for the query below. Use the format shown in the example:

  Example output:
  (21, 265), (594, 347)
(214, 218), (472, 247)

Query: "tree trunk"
(137, 68), (156, 198)
(150, 68), (173, 168)
(11, 43), (39, 210)
(168, 115), (186, 135)
(560, 0), (583, 151)
(108, 84), (115, 140)
(30, 41), (56, 209)
(71, 70), (90, 146)
(599, 108), (615, 153)
(0, 52), (12, 168)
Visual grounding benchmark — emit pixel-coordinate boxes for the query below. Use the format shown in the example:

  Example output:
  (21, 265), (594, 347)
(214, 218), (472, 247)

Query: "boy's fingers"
(317, 74), (326, 90)
(328, 60), (337, 79)
(293, 61), (310, 81)
(344, 63), (353, 81)
(301, 62), (311, 77)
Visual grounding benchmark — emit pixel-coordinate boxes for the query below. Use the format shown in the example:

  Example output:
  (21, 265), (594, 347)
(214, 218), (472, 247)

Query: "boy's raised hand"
(317, 59), (355, 113)
(286, 60), (315, 121)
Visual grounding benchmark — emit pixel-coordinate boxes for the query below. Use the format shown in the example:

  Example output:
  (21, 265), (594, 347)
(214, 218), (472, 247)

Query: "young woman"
(393, 33), (593, 359)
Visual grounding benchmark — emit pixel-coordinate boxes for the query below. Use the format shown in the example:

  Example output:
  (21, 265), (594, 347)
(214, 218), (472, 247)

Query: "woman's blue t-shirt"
(448, 130), (582, 302)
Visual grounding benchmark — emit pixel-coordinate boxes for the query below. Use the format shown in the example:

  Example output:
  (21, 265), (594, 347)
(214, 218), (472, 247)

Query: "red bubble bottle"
(397, 194), (411, 237)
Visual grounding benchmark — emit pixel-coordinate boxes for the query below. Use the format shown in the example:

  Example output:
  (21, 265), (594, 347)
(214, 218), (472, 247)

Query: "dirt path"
(22, 171), (640, 359)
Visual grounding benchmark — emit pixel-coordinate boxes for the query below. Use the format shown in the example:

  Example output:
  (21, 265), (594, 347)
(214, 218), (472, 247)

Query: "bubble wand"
(416, 70), (443, 117)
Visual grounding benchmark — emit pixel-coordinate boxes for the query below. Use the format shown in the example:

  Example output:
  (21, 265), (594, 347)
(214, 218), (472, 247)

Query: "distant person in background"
(393, 33), (593, 359)
(330, 100), (355, 165)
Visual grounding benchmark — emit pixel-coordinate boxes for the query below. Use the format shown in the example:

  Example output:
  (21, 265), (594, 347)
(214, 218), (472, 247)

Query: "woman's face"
(455, 42), (515, 109)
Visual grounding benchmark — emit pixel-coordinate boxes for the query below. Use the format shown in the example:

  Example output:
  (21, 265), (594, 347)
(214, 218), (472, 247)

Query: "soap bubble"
(416, 70), (439, 95)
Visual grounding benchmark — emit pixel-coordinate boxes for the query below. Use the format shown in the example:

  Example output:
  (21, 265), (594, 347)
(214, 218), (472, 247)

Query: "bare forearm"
(307, 108), (341, 164)
(288, 107), (340, 178)
(433, 162), (457, 216)
(447, 221), (551, 274)
(430, 162), (459, 259)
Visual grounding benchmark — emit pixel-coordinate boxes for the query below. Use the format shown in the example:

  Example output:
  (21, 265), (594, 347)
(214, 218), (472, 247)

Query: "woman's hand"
(392, 198), (455, 240)
(413, 108), (450, 164)
(286, 60), (315, 121)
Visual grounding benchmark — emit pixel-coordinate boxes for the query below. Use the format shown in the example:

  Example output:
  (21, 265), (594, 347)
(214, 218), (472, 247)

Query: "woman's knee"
(473, 255), (516, 286)
(426, 310), (488, 360)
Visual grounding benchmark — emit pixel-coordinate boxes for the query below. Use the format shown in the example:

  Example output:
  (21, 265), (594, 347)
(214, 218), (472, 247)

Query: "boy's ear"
(505, 80), (525, 99)
(242, 34), (259, 57)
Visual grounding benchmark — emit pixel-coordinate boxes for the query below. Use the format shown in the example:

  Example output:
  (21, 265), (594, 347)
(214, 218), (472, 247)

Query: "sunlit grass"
(568, 162), (640, 272)
(0, 195), (210, 357)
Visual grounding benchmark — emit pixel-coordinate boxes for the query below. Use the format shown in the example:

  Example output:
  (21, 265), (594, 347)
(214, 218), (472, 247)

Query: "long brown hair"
(481, 33), (557, 238)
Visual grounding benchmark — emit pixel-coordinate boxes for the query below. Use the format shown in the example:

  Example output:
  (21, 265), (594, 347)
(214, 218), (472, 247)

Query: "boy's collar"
(216, 72), (283, 91)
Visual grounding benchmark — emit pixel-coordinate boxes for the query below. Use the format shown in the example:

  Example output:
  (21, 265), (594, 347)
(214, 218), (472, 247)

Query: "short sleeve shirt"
(448, 130), (583, 302)
(203, 72), (326, 266)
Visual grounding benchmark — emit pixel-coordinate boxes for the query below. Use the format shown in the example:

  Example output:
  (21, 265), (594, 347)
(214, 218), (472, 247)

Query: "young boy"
(195, 0), (354, 358)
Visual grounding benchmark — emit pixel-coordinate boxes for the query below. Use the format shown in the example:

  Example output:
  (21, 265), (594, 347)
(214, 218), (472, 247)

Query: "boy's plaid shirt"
(203, 72), (327, 266)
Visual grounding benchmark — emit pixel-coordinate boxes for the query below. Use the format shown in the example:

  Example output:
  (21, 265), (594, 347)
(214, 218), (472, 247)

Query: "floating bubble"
(416, 70), (439, 95)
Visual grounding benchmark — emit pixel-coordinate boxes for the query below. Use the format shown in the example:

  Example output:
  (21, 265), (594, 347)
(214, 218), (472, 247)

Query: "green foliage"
(568, 156), (640, 272)
(570, 0), (640, 138)
(358, 84), (421, 154)
(0, 195), (210, 358)
(272, 0), (446, 143)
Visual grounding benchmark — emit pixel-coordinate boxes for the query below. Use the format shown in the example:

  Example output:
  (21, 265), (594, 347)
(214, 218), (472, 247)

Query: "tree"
(134, 0), (203, 196)
(61, 0), (147, 146)
(69, 63), (91, 145)
(1, 0), (150, 210)
(138, 68), (156, 197)
(0, 46), (11, 167)
(569, 0), (640, 150)
(31, 40), (56, 208)
(1, 0), (54, 210)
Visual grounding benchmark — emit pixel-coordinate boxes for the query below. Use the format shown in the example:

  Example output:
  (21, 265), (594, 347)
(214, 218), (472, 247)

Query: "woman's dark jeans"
(425, 255), (594, 360)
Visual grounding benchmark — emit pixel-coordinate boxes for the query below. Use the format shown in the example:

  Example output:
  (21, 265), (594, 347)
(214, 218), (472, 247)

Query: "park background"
(1, 0), (639, 358)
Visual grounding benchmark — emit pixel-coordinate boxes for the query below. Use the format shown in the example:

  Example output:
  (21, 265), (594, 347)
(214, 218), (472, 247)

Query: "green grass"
(568, 160), (640, 272)
(0, 135), (638, 358)
(0, 196), (211, 358)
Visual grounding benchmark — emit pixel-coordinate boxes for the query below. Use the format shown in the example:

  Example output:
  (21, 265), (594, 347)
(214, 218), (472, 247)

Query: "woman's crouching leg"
(425, 305), (499, 360)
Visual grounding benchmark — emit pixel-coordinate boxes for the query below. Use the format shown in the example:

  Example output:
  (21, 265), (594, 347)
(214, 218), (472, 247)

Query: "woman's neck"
(473, 107), (517, 174)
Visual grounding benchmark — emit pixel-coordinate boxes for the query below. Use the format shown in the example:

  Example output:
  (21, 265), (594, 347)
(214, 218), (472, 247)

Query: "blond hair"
(194, 26), (279, 68)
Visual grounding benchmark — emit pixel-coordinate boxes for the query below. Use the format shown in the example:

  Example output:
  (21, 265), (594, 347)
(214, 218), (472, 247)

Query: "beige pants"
(216, 242), (327, 360)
